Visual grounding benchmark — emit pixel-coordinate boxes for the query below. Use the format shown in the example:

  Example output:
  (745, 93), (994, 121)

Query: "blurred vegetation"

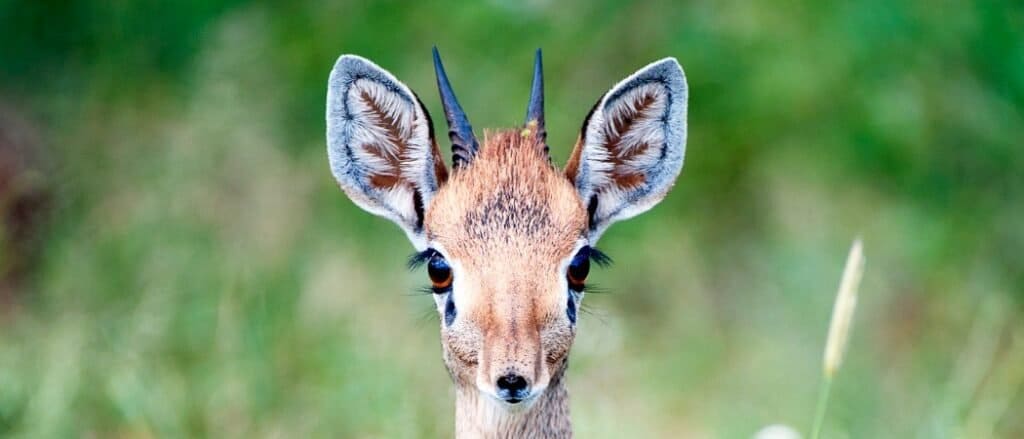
(1, 0), (1022, 437)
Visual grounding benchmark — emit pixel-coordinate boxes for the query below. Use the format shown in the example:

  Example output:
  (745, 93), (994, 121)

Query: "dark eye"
(428, 253), (453, 292)
(567, 246), (591, 291)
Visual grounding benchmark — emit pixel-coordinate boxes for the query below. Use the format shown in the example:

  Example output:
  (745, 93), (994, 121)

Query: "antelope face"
(326, 49), (687, 407)
(422, 132), (588, 404)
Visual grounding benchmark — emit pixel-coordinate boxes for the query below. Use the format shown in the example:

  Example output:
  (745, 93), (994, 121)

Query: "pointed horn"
(525, 48), (548, 156)
(432, 47), (478, 169)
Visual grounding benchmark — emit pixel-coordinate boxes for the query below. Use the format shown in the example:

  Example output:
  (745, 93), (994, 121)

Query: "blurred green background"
(1, 0), (1022, 437)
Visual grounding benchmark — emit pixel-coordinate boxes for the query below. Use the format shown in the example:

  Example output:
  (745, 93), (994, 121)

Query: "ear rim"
(567, 57), (688, 243)
(326, 54), (447, 250)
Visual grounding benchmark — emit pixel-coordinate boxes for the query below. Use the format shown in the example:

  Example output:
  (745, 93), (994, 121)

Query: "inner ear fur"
(565, 58), (688, 242)
(326, 55), (448, 248)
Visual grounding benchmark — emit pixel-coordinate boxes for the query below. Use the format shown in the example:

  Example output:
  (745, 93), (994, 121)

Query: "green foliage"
(1, 0), (1022, 437)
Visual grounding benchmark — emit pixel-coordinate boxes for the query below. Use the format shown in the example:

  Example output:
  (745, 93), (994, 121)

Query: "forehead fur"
(425, 129), (586, 264)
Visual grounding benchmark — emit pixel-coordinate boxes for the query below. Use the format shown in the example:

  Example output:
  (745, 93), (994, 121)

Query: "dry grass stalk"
(823, 238), (865, 378)
(811, 238), (866, 439)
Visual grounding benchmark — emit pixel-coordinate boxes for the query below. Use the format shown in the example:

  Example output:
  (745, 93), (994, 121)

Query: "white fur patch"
(572, 58), (688, 242)
(327, 55), (443, 249)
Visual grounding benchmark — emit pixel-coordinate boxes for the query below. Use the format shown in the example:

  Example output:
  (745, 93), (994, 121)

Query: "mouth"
(488, 387), (544, 408)
(493, 391), (531, 405)
(497, 393), (536, 407)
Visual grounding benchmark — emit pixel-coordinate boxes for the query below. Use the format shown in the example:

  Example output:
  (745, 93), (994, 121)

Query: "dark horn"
(432, 47), (478, 169)
(524, 48), (548, 156)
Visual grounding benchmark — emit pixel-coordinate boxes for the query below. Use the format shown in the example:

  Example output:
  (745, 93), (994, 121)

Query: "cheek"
(441, 318), (482, 370)
(541, 320), (576, 365)
(538, 284), (580, 364)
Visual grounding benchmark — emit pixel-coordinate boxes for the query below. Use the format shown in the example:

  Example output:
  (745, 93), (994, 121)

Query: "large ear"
(327, 55), (448, 249)
(565, 58), (687, 242)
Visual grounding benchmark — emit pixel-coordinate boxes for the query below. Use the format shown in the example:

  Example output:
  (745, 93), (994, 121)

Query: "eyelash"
(407, 249), (440, 270)
(567, 246), (611, 290)
(587, 247), (613, 267)
(409, 249), (453, 294)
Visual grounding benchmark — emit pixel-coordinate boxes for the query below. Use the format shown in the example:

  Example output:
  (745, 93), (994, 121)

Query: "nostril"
(496, 374), (528, 393)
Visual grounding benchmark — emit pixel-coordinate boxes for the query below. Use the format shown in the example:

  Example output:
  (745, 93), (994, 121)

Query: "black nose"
(496, 374), (529, 402)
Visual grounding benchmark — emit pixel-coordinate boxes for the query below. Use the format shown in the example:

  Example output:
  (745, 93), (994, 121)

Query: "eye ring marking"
(566, 292), (578, 324)
(443, 293), (457, 326)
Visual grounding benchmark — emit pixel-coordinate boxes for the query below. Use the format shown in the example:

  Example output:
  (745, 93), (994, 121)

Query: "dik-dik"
(326, 48), (687, 438)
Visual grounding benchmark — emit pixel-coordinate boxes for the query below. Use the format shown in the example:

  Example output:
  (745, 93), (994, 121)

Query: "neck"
(454, 365), (572, 438)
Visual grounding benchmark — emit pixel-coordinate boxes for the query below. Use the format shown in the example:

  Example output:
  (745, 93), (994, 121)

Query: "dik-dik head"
(326, 49), (687, 406)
